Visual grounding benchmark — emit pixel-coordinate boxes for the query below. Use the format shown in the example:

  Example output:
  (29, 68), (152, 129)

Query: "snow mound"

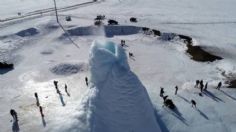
(50, 62), (88, 75)
(66, 25), (141, 38)
(16, 28), (39, 37)
(78, 41), (161, 132)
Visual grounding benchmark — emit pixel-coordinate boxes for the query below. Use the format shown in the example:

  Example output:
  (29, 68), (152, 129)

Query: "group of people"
(120, 40), (135, 59)
(160, 80), (224, 109)
(160, 87), (176, 109)
(195, 80), (222, 93)
(160, 86), (197, 108)
(195, 80), (208, 93)
(10, 77), (90, 125)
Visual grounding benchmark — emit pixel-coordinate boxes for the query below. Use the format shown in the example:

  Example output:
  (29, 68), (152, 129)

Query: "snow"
(1, 0), (236, 132)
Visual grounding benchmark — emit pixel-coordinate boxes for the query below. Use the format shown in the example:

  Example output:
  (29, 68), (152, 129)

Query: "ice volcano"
(82, 41), (161, 132)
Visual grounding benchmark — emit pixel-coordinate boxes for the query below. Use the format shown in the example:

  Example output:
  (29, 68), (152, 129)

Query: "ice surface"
(79, 41), (161, 132)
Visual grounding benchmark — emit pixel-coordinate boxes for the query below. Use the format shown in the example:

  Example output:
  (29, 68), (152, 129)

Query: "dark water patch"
(227, 80), (236, 88)
(186, 44), (222, 62)
(0, 62), (14, 74)
(64, 25), (141, 38)
(16, 28), (39, 37)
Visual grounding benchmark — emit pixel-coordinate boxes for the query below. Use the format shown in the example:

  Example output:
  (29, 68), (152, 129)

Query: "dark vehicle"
(94, 20), (103, 26)
(142, 27), (150, 32)
(108, 19), (118, 25)
(130, 17), (137, 23)
(94, 15), (105, 21)
(65, 16), (72, 21)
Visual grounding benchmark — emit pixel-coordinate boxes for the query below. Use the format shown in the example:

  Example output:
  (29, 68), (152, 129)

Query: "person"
(10, 109), (18, 121)
(53, 80), (60, 93)
(34, 92), (38, 99)
(34, 92), (40, 106)
(204, 82), (208, 90)
(195, 80), (200, 88)
(200, 83), (204, 93)
(53, 80), (58, 88)
(200, 80), (203, 85)
(121, 40), (124, 46)
(160, 87), (164, 97)
(65, 84), (68, 93)
(163, 95), (168, 101)
(175, 86), (178, 95)
(217, 82), (222, 90)
(129, 52), (134, 58)
(85, 77), (88, 86)
(191, 100), (196, 108)
(39, 106), (44, 117)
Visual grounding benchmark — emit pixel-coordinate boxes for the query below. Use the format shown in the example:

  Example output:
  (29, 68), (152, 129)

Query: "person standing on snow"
(195, 80), (200, 88)
(160, 87), (164, 97)
(175, 86), (178, 95)
(34, 92), (40, 106)
(191, 100), (197, 108)
(217, 82), (222, 90)
(200, 80), (203, 87)
(65, 84), (68, 93)
(85, 77), (88, 86)
(53, 80), (58, 88)
(53, 80), (60, 93)
(200, 83), (204, 93)
(10, 109), (18, 121)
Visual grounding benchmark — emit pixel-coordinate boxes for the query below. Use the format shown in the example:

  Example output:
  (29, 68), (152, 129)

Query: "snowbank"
(78, 40), (161, 132)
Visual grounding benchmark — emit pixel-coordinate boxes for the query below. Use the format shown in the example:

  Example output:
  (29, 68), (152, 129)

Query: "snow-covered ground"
(1, 0), (236, 132)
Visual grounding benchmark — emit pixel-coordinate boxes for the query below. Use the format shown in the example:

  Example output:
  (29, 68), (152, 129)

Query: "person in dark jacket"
(10, 109), (18, 121)
(200, 83), (204, 93)
(200, 80), (203, 85)
(175, 86), (178, 95)
(163, 95), (168, 101)
(34, 92), (40, 106)
(85, 77), (88, 86)
(65, 84), (68, 93)
(53, 80), (58, 88)
(160, 87), (164, 97)
(191, 100), (197, 108)
(53, 80), (60, 93)
(217, 82), (222, 90)
(195, 80), (200, 88)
